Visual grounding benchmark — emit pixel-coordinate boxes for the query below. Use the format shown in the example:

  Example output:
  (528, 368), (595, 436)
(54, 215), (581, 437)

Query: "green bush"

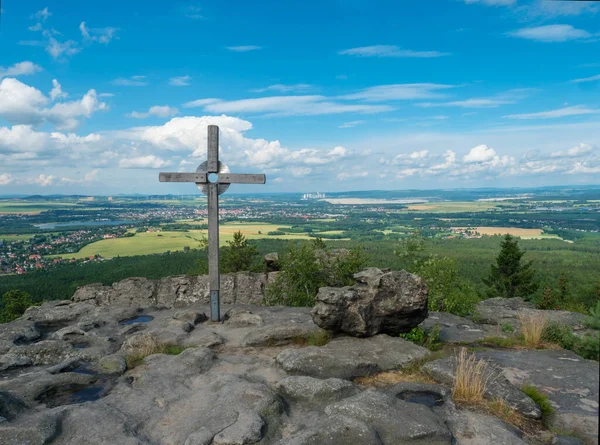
(263, 241), (368, 307)
(0, 290), (34, 323)
(585, 301), (600, 330)
(418, 256), (480, 316)
(400, 325), (441, 351)
(221, 231), (259, 273)
(542, 323), (599, 361)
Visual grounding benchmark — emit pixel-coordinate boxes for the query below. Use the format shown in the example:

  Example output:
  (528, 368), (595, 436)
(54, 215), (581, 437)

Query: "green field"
(0, 234), (35, 241)
(405, 202), (504, 213)
(51, 223), (315, 259)
(0, 201), (79, 214)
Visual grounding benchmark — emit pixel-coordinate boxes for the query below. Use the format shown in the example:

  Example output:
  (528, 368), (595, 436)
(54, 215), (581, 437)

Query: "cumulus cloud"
(0, 174), (14, 185)
(551, 143), (594, 158)
(339, 45), (450, 58)
(128, 106), (179, 119)
(463, 144), (496, 163)
(0, 78), (108, 130)
(0, 61), (42, 79)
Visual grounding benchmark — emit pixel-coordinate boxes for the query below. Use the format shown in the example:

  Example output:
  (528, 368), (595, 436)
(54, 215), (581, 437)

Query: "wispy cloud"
(341, 84), (455, 102)
(464, 0), (515, 5)
(180, 4), (204, 19)
(251, 84), (312, 93)
(226, 46), (262, 52)
(509, 25), (593, 42)
(338, 120), (366, 128)
(79, 22), (118, 44)
(504, 105), (599, 120)
(339, 45), (450, 58)
(169, 75), (191, 86)
(183, 95), (393, 116)
(417, 89), (530, 108)
(112, 76), (148, 87)
(571, 74), (600, 84)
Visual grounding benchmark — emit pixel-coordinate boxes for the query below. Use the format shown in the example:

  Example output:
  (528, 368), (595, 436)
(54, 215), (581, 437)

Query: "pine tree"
(483, 234), (539, 299)
(221, 231), (258, 273)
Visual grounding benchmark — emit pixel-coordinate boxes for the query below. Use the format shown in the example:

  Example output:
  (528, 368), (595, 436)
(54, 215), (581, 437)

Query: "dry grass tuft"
(519, 313), (547, 347)
(452, 348), (493, 404)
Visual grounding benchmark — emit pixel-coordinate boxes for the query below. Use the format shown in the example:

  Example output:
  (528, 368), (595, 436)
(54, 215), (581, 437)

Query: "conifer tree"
(221, 231), (258, 273)
(483, 234), (538, 299)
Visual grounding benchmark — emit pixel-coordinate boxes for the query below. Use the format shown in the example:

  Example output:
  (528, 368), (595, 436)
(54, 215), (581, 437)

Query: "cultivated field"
(323, 198), (427, 205)
(455, 226), (555, 239)
(0, 201), (79, 214)
(406, 202), (502, 212)
(51, 223), (315, 259)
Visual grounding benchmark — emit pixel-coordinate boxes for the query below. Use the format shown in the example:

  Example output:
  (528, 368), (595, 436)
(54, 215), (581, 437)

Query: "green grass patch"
(521, 384), (554, 424)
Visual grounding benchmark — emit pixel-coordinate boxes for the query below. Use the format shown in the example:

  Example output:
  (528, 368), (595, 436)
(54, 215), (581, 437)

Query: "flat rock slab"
(421, 312), (499, 343)
(276, 335), (430, 379)
(476, 349), (599, 443)
(422, 357), (542, 419)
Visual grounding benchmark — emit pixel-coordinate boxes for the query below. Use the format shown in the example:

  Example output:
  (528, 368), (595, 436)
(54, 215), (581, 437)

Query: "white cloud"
(60, 169), (100, 185)
(79, 22), (118, 44)
(339, 120), (366, 128)
(520, 0), (599, 18)
(226, 46), (262, 52)
(46, 37), (80, 59)
(169, 76), (191, 86)
(128, 106), (179, 119)
(504, 105), (599, 120)
(571, 74), (600, 84)
(251, 84), (312, 93)
(338, 171), (368, 181)
(0, 61), (42, 79)
(509, 25), (592, 42)
(119, 155), (171, 169)
(463, 144), (496, 163)
(181, 4), (204, 19)
(50, 79), (68, 101)
(273, 177), (284, 183)
(0, 78), (108, 130)
(418, 89), (530, 108)
(464, 0), (515, 4)
(339, 45), (450, 58)
(551, 143), (595, 158)
(0, 174), (13, 185)
(112, 76), (148, 87)
(31, 174), (56, 187)
(341, 84), (455, 102)
(183, 95), (392, 116)
(33, 7), (52, 22)
(291, 167), (312, 177)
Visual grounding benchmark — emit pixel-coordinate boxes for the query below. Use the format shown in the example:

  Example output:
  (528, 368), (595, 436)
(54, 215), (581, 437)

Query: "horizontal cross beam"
(159, 172), (266, 185)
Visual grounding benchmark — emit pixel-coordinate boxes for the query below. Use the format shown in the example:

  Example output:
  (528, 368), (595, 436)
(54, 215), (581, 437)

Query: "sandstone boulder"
(311, 267), (428, 337)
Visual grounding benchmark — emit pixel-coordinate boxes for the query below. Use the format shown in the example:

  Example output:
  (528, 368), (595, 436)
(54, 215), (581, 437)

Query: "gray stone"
(324, 390), (452, 444)
(277, 335), (430, 379)
(98, 354), (127, 375)
(311, 268), (428, 337)
(476, 350), (599, 443)
(112, 277), (157, 308)
(9, 340), (76, 366)
(553, 436), (585, 445)
(54, 325), (86, 340)
(212, 409), (264, 445)
(185, 428), (214, 445)
(47, 357), (81, 374)
(234, 272), (265, 305)
(0, 353), (32, 371)
(0, 319), (41, 345)
(281, 414), (381, 445)
(0, 391), (26, 421)
(24, 300), (95, 326)
(243, 324), (318, 347)
(422, 357), (542, 419)
(475, 298), (587, 330)
(0, 371), (96, 405)
(264, 252), (279, 271)
(182, 330), (225, 348)
(387, 381), (451, 407)
(421, 312), (498, 343)
(275, 376), (359, 404)
(225, 310), (263, 328)
(446, 409), (528, 445)
(173, 310), (208, 325)
(0, 411), (60, 445)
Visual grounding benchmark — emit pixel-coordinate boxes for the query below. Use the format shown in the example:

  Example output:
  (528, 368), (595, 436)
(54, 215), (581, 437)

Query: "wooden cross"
(159, 125), (266, 321)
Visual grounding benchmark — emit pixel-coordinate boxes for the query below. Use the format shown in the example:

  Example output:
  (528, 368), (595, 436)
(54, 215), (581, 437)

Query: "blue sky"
(0, 0), (599, 194)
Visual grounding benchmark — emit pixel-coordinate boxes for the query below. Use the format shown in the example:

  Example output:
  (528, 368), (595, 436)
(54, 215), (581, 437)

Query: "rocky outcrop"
(72, 272), (279, 308)
(311, 267), (428, 337)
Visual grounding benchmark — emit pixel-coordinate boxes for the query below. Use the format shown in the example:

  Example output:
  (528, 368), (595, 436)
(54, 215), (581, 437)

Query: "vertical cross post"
(207, 125), (220, 322)
(159, 125), (266, 322)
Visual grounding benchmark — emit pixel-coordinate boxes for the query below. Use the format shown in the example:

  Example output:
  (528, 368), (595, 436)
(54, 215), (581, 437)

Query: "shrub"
(452, 348), (492, 404)
(221, 231), (259, 273)
(400, 325), (442, 351)
(263, 241), (368, 307)
(584, 301), (600, 330)
(501, 323), (514, 333)
(418, 256), (480, 317)
(537, 287), (561, 310)
(542, 323), (599, 362)
(0, 290), (34, 323)
(518, 313), (547, 347)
